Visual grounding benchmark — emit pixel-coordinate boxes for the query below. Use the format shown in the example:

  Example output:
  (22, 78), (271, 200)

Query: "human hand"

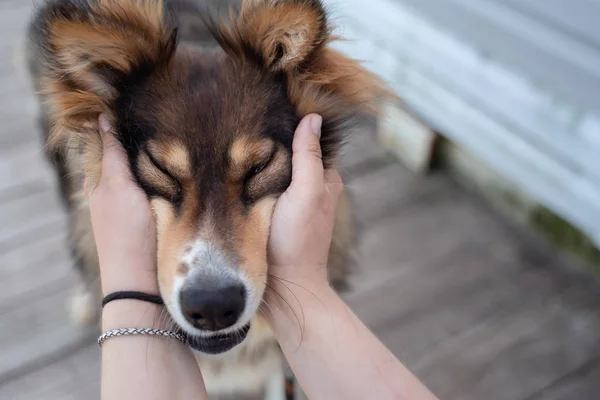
(86, 115), (158, 296)
(267, 114), (343, 304)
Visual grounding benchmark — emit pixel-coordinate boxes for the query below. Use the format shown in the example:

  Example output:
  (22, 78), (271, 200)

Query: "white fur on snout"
(167, 240), (259, 342)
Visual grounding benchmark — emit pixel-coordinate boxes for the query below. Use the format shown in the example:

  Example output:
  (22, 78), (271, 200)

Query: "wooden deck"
(2, 2), (600, 399)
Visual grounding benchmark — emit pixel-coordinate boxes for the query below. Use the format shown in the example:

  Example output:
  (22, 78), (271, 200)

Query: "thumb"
(96, 115), (136, 190)
(290, 114), (324, 190)
(98, 114), (131, 181)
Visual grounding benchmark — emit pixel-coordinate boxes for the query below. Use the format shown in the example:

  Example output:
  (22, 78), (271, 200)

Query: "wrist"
(267, 280), (341, 345)
(101, 280), (160, 297)
(101, 300), (169, 332)
(99, 261), (159, 296)
(266, 275), (332, 311)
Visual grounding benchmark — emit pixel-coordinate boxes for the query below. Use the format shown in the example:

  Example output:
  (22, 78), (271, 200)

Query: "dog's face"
(32, 0), (389, 354)
(125, 50), (298, 353)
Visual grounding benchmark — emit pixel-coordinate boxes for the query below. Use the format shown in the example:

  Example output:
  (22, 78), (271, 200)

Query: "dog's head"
(31, 0), (389, 354)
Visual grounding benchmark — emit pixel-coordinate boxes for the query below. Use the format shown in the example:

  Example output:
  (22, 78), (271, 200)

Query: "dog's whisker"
(268, 274), (328, 311)
(264, 281), (306, 352)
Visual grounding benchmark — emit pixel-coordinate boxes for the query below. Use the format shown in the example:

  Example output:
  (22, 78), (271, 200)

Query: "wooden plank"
(347, 162), (414, 225)
(0, 217), (67, 255)
(0, 125), (41, 158)
(0, 18), (32, 98)
(410, 281), (600, 400)
(346, 181), (510, 295)
(0, 288), (96, 380)
(0, 189), (65, 251)
(0, 178), (48, 206)
(530, 358), (600, 400)
(0, 94), (38, 129)
(0, 65), (38, 121)
(348, 163), (453, 226)
(1, 49), (33, 90)
(348, 244), (561, 366)
(0, 0), (35, 11)
(0, 186), (63, 232)
(0, 0), (40, 159)
(0, 149), (65, 253)
(0, 2), (32, 30)
(0, 147), (54, 195)
(0, 232), (72, 306)
(0, 344), (100, 400)
(340, 124), (388, 172)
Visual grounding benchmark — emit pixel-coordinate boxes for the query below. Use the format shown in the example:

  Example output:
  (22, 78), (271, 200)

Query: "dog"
(26, 0), (389, 398)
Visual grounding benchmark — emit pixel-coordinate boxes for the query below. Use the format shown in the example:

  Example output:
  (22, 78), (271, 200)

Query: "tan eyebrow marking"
(147, 141), (191, 180)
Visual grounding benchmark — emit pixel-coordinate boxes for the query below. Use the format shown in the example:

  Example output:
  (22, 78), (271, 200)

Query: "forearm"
(270, 285), (437, 400)
(101, 301), (207, 400)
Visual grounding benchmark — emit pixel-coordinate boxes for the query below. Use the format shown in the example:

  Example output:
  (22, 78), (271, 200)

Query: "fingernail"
(99, 114), (111, 133)
(310, 115), (322, 138)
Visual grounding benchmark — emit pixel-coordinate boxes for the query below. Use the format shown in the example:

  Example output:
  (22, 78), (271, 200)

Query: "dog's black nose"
(179, 280), (246, 331)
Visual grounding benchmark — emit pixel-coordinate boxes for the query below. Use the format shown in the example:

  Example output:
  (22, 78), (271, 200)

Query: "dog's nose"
(179, 281), (246, 331)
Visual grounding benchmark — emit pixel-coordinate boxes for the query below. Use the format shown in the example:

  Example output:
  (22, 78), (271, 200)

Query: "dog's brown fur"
(27, 0), (390, 397)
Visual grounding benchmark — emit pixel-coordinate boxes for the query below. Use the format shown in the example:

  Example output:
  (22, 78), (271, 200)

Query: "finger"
(98, 114), (132, 182)
(290, 114), (324, 191)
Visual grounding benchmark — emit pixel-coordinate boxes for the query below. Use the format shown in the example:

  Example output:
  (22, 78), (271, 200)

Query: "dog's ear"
(213, 0), (395, 164)
(231, 0), (328, 72)
(29, 0), (177, 181)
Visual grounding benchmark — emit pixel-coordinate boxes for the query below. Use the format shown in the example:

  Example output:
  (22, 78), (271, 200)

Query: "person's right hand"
(86, 115), (158, 297)
(266, 114), (343, 310)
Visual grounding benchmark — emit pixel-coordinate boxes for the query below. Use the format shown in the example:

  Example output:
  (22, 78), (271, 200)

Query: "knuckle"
(306, 142), (322, 158)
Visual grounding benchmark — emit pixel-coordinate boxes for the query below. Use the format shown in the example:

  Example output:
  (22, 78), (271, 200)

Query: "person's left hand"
(86, 115), (158, 296)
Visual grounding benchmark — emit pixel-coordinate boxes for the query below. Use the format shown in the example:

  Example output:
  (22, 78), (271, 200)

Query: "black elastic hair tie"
(102, 291), (164, 308)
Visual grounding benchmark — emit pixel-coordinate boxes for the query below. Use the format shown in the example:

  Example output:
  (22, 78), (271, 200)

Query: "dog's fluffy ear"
(39, 0), (177, 96)
(213, 0), (394, 164)
(211, 0), (327, 72)
(29, 0), (177, 184)
(235, 0), (328, 72)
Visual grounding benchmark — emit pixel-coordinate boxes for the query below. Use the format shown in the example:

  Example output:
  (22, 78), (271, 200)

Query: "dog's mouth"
(183, 323), (251, 355)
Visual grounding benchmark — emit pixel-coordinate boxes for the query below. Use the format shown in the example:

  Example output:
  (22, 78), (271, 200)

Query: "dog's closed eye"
(229, 138), (291, 203)
(243, 147), (290, 203)
(137, 152), (182, 202)
(243, 147), (275, 185)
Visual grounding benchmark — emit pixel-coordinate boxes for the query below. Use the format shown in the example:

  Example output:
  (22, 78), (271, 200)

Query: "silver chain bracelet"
(98, 328), (187, 347)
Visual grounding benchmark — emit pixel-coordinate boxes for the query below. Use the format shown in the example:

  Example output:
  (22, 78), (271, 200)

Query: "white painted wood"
(395, 0), (600, 114)
(264, 371), (286, 400)
(327, 0), (600, 247)
(378, 102), (437, 173)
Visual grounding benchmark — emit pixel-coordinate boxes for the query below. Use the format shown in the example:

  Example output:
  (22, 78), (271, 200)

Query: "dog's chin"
(183, 323), (251, 355)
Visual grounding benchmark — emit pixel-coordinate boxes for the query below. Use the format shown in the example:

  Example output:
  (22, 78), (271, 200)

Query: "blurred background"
(1, 0), (600, 399)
